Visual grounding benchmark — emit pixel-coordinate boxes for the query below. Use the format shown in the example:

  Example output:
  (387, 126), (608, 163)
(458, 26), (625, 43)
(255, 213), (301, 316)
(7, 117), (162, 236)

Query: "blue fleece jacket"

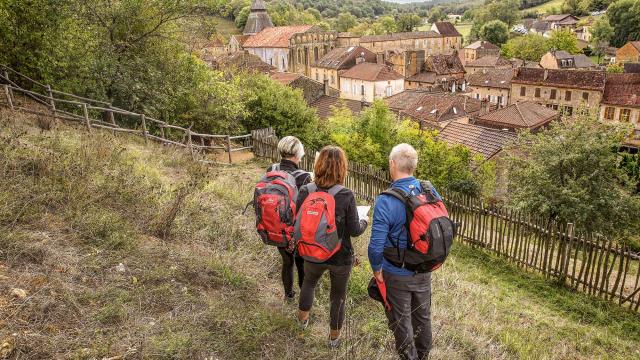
(367, 176), (441, 276)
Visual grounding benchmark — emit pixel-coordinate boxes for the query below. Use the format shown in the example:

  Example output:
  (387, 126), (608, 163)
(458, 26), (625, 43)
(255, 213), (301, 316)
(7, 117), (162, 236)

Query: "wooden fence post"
(81, 103), (91, 132)
(186, 127), (194, 159)
(140, 113), (148, 144)
(107, 104), (116, 135)
(4, 85), (13, 110)
(46, 84), (56, 119)
(3, 71), (14, 106)
(226, 135), (233, 164)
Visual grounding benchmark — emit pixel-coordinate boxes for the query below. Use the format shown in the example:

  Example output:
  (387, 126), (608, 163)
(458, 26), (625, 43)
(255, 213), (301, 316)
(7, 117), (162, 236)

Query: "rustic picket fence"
(0, 65), (251, 163)
(252, 128), (640, 312)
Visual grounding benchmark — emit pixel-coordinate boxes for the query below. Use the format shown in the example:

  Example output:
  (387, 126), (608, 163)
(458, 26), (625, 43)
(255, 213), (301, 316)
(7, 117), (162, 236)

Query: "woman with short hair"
(296, 146), (368, 348)
(267, 136), (311, 302)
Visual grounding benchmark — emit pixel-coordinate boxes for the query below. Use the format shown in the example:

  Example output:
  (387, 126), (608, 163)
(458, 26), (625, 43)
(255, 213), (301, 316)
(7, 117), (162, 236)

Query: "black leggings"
(278, 247), (305, 296)
(299, 261), (352, 331)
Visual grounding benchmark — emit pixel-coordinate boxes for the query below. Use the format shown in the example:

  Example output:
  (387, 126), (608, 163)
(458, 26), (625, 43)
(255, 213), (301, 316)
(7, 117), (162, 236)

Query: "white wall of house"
(340, 77), (404, 102)
(245, 47), (289, 71)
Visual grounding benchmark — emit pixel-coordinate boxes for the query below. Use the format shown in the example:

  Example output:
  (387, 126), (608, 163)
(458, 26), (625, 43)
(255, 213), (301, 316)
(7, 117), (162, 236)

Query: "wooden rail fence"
(252, 128), (640, 312)
(0, 65), (251, 163)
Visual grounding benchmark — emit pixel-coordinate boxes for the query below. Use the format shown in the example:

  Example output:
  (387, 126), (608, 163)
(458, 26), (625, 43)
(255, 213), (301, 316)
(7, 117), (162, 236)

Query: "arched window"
(314, 47), (319, 62)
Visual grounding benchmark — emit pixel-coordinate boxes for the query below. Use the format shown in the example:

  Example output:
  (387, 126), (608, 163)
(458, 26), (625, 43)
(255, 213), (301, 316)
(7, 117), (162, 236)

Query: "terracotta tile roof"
(243, 25), (314, 48)
(231, 35), (250, 46)
(424, 53), (465, 75)
(624, 63), (640, 73)
(466, 55), (512, 68)
(270, 72), (303, 85)
(438, 122), (516, 159)
(309, 95), (368, 119)
(313, 46), (376, 70)
(476, 101), (558, 130)
(337, 32), (357, 38)
(386, 90), (483, 125)
(464, 41), (499, 50)
(602, 73), (640, 107)
(631, 41), (640, 52)
(360, 31), (441, 43)
(531, 21), (552, 32)
(512, 68), (606, 91)
(407, 72), (437, 83)
(340, 62), (403, 81)
(546, 50), (595, 68)
(544, 14), (578, 22)
(206, 51), (275, 73)
(432, 22), (461, 37)
(466, 68), (514, 89)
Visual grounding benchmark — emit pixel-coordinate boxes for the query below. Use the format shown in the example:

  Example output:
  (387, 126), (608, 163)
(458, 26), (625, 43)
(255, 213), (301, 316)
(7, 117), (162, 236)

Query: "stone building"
(339, 62), (404, 102)
(540, 50), (596, 70)
(616, 41), (640, 64)
(270, 72), (340, 104)
(405, 52), (466, 92)
(358, 31), (443, 54)
(309, 46), (376, 90)
(465, 55), (513, 75)
(431, 22), (463, 54)
(461, 41), (500, 65)
(243, 25), (337, 75)
(383, 49), (426, 78)
(229, 35), (249, 52)
(336, 32), (360, 47)
(542, 14), (579, 31)
(438, 122), (517, 160)
(510, 68), (606, 115)
(243, 0), (273, 35)
(465, 68), (513, 107)
(600, 73), (640, 147)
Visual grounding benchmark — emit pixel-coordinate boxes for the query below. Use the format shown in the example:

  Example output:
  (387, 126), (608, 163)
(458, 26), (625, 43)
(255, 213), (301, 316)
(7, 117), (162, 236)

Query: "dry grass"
(1, 109), (639, 359)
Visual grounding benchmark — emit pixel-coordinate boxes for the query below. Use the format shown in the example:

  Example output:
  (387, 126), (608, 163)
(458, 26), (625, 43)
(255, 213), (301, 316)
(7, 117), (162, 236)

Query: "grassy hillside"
(1, 110), (640, 359)
(524, 0), (564, 14)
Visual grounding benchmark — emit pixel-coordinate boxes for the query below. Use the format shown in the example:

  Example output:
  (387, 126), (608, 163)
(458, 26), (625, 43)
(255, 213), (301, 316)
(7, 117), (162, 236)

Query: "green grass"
(523, 0), (565, 15)
(1, 109), (639, 359)
(212, 15), (241, 38)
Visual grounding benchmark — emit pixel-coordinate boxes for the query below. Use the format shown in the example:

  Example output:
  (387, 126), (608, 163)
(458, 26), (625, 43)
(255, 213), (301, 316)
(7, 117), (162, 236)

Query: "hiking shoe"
(328, 337), (341, 349)
(285, 292), (296, 304)
(298, 316), (309, 330)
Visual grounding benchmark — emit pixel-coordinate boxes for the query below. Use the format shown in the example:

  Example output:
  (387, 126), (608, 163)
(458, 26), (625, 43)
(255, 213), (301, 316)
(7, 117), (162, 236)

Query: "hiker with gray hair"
(368, 143), (442, 360)
(266, 136), (311, 302)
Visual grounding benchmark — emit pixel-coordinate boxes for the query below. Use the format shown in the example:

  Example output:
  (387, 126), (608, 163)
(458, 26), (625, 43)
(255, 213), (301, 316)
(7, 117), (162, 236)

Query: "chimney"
(481, 99), (491, 115)
(376, 52), (385, 65)
(323, 79), (330, 96)
(543, 69), (548, 80)
(356, 52), (365, 64)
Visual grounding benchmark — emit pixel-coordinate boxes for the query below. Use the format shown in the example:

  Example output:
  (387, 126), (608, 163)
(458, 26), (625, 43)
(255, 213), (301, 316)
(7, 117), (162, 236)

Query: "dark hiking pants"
(384, 271), (432, 360)
(299, 261), (352, 330)
(278, 247), (305, 297)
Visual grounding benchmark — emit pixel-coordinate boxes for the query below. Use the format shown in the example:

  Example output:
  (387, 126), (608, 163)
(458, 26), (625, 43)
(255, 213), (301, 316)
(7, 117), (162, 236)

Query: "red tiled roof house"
(339, 62), (404, 102)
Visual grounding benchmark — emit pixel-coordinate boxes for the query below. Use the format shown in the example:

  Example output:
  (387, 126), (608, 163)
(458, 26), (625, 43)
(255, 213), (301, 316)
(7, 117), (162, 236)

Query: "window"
(352, 84), (357, 95)
(565, 91), (572, 101)
(315, 73), (319, 81)
(535, 88), (541, 98)
(314, 47), (319, 62)
(386, 86), (392, 97)
(269, 58), (273, 65)
(620, 108), (631, 122)
(550, 89), (557, 100)
(582, 92), (589, 101)
(361, 85), (365, 96)
(331, 75), (335, 84)
(282, 58), (285, 70)
(520, 86), (526, 96)
(604, 107), (615, 120)
(562, 106), (573, 116)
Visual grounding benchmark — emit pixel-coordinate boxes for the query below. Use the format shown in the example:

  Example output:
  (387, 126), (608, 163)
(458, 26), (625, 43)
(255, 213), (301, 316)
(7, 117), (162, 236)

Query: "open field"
(1, 110), (639, 359)
(419, 22), (473, 43)
(523, 0), (565, 15)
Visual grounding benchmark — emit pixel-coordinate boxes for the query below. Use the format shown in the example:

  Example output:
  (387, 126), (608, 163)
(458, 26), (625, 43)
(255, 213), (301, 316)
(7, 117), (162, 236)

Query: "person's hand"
(361, 215), (369, 223)
(353, 255), (361, 267)
(373, 270), (383, 282)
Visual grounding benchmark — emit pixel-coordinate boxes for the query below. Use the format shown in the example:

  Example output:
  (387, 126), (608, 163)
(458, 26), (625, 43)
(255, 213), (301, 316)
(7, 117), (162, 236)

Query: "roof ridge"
(513, 102), (528, 126)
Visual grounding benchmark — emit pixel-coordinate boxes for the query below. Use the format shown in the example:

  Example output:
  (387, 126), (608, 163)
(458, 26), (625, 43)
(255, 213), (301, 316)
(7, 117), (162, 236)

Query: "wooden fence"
(252, 129), (640, 312)
(0, 65), (251, 163)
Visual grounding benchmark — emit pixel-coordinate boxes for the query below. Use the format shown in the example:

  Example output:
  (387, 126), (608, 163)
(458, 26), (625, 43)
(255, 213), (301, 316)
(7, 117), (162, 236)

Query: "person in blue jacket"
(368, 143), (441, 360)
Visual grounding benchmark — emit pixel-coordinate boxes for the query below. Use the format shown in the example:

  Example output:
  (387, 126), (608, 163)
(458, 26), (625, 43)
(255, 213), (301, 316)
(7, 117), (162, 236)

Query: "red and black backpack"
(382, 181), (455, 273)
(294, 184), (343, 263)
(250, 164), (306, 249)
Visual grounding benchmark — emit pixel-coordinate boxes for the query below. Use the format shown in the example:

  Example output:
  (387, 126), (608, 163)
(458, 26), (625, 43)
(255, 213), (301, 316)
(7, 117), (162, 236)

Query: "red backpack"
(250, 164), (306, 249)
(294, 184), (343, 263)
(382, 181), (455, 272)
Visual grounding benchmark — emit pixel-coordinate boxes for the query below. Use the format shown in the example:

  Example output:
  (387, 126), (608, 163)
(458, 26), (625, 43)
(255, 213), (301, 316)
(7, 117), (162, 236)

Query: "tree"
(373, 15), (397, 34)
(428, 7), (445, 24)
(606, 63), (625, 73)
(547, 30), (581, 54)
(590, 16), (614, 62)
(397, 13), (422, 32)
(235, 6), (250, 29)
(335, 12), (357, 32)
(505, 112), (640, 238)
(501, 34), (550, 61)
(607, 0), (640, 47)
(471, 0), (522, 39)
(479, 20), (510, 46)
(562, 0), (589, 16)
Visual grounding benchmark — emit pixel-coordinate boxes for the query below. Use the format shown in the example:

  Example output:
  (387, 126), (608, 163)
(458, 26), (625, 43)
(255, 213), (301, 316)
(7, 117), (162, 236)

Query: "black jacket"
(296, 184), (368, 266)
(266, 159), (311, 190)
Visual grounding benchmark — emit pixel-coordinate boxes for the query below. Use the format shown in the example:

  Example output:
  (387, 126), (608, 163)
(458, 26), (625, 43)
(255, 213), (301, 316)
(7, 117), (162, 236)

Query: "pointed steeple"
(243, 0), (273, 35)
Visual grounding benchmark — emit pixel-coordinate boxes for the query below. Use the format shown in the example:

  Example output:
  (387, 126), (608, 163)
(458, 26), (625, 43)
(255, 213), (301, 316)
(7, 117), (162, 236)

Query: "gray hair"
(389, 143), (418, 174)
(278, 136), (305, 160)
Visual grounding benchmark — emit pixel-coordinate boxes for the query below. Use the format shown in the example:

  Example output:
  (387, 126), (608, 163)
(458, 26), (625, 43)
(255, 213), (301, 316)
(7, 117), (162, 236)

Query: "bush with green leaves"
(505, 112), (640, 240)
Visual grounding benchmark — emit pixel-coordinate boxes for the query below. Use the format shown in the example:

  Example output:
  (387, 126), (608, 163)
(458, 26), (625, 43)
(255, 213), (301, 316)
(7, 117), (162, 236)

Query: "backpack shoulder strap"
(327, 184), (345, 197)
(381, 188), (408, 204)
(307, 183), (318, 194)
(271, 163), (280, 171)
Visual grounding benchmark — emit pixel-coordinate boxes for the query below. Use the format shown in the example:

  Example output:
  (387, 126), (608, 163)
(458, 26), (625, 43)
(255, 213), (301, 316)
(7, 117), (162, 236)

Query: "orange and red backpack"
(294, 184), (344, 263)
(382, 181), (455, 273)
